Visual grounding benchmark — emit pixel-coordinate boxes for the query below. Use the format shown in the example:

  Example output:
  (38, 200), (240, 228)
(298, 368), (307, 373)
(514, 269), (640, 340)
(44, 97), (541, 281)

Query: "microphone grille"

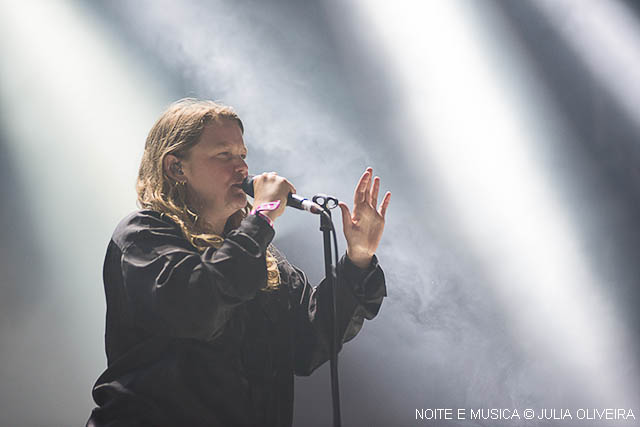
(241, 174), (255, 197)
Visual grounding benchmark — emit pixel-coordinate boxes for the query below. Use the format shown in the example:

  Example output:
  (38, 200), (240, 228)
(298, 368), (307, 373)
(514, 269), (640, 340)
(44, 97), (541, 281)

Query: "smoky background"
(0, 0), (639, 426)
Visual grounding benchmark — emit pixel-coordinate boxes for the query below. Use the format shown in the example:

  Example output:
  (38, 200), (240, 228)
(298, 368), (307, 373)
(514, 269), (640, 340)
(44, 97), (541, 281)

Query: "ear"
(163, 154), (186, 183)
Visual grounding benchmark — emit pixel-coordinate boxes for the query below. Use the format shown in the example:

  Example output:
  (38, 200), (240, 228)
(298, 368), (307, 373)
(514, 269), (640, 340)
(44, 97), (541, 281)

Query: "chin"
(232, 195), (247, 210)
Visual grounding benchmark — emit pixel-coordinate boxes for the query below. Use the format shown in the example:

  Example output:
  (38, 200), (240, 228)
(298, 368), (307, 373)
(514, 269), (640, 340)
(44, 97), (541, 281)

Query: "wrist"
(250, 200), (281, 228)
(346, 249), (373, 269)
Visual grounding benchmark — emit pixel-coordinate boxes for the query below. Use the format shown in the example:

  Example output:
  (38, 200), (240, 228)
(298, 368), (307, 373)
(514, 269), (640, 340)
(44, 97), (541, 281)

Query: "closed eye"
(217, 152), (247, 160)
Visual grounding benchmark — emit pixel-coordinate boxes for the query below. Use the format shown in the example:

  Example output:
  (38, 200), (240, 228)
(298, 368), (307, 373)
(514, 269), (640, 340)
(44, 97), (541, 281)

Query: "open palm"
(338, 167), (391, 269)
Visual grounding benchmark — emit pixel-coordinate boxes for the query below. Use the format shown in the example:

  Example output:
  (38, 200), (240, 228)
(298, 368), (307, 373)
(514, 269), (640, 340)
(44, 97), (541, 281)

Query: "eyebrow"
(213, 142), (248, 153)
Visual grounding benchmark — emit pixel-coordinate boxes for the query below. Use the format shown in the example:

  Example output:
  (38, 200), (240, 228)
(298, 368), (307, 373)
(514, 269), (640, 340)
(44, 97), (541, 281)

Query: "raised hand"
(337, 167), (391, 269)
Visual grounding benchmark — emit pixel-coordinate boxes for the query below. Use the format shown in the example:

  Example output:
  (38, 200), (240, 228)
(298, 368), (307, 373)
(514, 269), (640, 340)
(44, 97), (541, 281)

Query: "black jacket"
(86, 209), (386, 426)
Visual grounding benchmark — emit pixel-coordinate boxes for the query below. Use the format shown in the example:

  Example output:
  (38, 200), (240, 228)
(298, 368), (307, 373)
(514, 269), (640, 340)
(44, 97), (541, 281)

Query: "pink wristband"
(250, 200), (281, 228)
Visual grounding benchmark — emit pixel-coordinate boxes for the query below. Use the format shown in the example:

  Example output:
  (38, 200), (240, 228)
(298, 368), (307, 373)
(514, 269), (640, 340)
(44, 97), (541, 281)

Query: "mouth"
(231, 183), (244, 191)
(232, 176), (247, 187)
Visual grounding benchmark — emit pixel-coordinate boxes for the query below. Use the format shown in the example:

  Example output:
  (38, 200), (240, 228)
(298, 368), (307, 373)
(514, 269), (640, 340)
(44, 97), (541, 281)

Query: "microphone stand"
(312, 194), (342, 427)
(244, 176), (344, 426)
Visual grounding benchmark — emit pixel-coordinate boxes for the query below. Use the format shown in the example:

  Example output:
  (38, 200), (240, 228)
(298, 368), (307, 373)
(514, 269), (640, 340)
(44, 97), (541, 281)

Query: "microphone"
(241, 174), (323, 214)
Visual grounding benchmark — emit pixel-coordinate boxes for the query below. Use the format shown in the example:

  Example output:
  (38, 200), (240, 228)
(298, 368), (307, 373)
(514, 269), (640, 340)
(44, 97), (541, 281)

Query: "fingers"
(338, 201), (351, 231)
(354, 169), (368, 205)
(260, 171), (296, 193)
(379, 191), (391, 219)
(283, 178), (296, 194)
(371, 176), (380, 207)
(364, 167), (373, 201)
(355, 167), (373, 205)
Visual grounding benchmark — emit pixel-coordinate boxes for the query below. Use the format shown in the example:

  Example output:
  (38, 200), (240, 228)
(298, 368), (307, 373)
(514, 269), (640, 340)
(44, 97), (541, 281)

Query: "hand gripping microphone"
(241, 174), (323, 214)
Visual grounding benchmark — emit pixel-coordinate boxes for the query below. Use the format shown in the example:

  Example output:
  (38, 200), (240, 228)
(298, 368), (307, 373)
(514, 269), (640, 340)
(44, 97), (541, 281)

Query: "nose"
(235, 156), (249, 176)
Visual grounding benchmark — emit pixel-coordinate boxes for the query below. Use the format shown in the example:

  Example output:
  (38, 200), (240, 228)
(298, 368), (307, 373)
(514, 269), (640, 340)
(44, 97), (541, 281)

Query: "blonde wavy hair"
(136, 98), (280, 291)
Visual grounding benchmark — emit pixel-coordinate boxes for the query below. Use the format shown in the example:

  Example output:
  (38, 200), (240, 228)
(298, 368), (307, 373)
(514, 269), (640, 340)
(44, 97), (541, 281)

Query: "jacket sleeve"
(119, 211), (275, 341)
(289, 252), (386, 376)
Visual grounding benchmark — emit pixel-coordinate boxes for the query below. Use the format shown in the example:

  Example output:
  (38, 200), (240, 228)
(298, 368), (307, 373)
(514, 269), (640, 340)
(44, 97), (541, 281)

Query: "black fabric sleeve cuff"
(341, 253), (380, 284)
(221, 213), (276, 259)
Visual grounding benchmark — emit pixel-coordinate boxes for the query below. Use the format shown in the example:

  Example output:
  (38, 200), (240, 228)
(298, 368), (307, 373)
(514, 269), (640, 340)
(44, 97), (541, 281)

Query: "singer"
(86, 98), (391, 427)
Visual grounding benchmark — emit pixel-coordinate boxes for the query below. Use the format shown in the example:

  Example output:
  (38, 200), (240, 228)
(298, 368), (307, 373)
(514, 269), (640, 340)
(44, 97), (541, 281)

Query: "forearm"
(292, 253), (386, 375)
(123, 213), (275, 340)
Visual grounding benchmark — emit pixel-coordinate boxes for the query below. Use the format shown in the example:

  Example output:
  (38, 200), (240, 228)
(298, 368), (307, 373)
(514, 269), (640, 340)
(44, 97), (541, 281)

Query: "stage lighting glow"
(0, 0), (172, 224)
(536, 0), (640, 130)
(0, 0), (175, 422)
(350, 0), (637, 407)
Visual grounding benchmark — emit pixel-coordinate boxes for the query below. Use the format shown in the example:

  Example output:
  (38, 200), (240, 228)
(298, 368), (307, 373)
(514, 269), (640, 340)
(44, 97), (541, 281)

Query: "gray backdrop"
(1, 0), (639, 426)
